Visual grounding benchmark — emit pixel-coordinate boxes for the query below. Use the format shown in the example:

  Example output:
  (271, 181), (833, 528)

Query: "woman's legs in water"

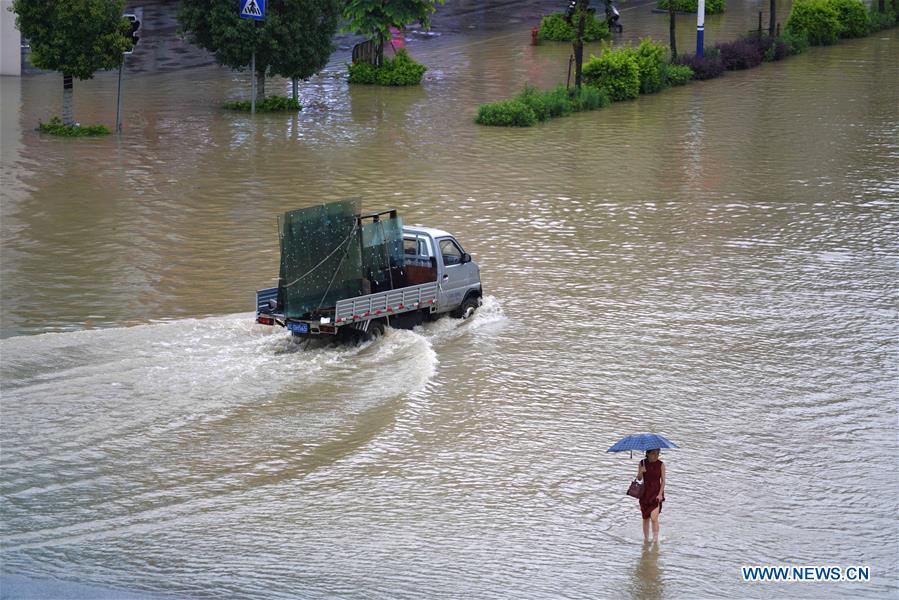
(650, 506), (661, 541)
(642, 517), (650, 541)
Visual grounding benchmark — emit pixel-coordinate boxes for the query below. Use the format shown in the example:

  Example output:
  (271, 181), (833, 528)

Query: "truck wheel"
(367, 319), (387, 340)
(452, 295), (480, 319)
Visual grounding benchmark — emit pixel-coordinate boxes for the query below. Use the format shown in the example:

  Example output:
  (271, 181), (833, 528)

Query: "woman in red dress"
(637, 448), (666, 543)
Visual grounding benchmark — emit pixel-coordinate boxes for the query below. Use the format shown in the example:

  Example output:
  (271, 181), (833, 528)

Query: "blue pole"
(696, 0), (705, 57)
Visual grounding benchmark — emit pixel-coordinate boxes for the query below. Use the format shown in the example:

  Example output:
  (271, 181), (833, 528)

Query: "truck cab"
(402, 226), (481, 316)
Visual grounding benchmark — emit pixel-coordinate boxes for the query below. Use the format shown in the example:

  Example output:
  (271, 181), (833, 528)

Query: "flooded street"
(1, 1), (898, 598)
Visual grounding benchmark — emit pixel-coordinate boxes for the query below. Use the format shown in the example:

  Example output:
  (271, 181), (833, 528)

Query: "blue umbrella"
(607, 433), (679, 455)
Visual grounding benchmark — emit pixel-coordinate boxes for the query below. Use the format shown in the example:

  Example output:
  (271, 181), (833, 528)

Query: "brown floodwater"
(1, 2), (897, 598)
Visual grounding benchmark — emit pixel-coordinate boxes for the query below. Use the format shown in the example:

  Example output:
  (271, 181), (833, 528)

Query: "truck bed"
(256, 280), (438, 333)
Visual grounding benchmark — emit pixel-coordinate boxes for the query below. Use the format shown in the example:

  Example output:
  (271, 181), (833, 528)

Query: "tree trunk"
(769, 0), (776, 36)
(256, 68), (265, 101)
(878, 0), (884, 12)
(376, 35), (385, 67)
(669, 4), (677, 61)
(292, 77), (298, 103)
(573, 0), (588, 89)
(62, 74), (74, 126)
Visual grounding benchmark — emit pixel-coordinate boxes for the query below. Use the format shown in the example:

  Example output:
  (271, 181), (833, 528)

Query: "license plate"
(288, 322), (309, 334)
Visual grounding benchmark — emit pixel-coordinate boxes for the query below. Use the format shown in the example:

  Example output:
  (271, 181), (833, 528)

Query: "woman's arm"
(658, 463), (666, 500)
(636, 460), (644, 481)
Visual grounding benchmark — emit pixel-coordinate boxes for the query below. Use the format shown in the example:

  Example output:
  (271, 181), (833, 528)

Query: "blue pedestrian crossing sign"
(240, 0), (265, 20)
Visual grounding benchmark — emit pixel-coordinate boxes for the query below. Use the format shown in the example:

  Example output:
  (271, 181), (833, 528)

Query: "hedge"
(224, 96), (301, 112)
(786, 0), (843, 45)
(657, 0), (726, 14)
(348, 49), (427, 86)
(38, 117), (110, 136)
(476, 85), (611, 126)
(538, 12), (611, 42)
(582, 48), (641, 101)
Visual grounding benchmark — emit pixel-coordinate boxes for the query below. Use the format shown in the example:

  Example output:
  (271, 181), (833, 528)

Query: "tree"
(343, 0), (444, 66)
(12, 0), (132, 126)
(769, 0), (777, 36)
(669, 0), (678, 60)
(179, 0), (340, 101)
(572, 0), (590, 89)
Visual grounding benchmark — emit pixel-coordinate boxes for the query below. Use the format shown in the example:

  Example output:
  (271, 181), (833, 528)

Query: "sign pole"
(115, 59), (124, 133)
(696, 0), (705, 57)
(240, 0), (265, 115)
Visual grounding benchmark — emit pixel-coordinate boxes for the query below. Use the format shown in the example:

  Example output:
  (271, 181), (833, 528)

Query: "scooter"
(565, 0), (623, 33)
(606, 1), (623, 33)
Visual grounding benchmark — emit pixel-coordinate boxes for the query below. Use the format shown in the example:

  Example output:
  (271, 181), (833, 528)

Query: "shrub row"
(657, 0), (726, 14)
(583, 39), (694, 100)
(476, 85), (611, 127)
(224, 96), (302, 112)
(477, 5), (896, 128)
(674, 29), (810, 80)
(38, 117), (110, 136)
(348, 49), (427, 86)
(538, 12), (611, 42)
(868, 5), (898, 31)
(785, 0), (876, 45)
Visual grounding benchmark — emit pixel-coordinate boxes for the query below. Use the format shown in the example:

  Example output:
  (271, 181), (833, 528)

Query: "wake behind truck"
(256, 200), (482, 341)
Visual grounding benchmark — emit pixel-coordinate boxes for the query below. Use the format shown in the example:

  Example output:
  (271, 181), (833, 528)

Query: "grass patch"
(475, 85), (611, 127)
(224, 96), (302, 112)
(37, 117), (110, 137)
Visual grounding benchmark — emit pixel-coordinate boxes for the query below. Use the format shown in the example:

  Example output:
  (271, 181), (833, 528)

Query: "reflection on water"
(633, 543), (663, 600)
(1, 5), (898, 599)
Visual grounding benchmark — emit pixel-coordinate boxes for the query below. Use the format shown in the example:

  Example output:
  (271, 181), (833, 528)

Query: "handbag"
(626, 460), (645, 498)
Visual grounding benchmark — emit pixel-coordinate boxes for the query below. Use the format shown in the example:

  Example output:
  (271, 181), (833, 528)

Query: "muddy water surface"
(1, 6), (897, 599)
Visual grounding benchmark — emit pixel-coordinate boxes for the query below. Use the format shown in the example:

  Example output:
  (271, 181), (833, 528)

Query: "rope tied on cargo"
(282, 221), (359, 289)
(316, 218), (361, 311)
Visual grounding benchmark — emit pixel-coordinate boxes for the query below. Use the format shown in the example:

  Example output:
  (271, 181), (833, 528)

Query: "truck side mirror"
(461, 253), (471, 264)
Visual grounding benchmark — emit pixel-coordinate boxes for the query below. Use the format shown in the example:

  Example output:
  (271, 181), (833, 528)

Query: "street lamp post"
(696, 0), (705, 57)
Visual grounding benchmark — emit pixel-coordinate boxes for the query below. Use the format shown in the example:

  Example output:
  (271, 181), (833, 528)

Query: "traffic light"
(124, 14), (140, 54)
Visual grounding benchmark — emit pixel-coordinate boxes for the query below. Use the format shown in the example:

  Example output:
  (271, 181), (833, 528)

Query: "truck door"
(436, 237), (476, 311)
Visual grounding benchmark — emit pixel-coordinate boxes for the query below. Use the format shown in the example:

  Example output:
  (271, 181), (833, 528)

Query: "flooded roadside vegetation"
(1, 0), (897, 597)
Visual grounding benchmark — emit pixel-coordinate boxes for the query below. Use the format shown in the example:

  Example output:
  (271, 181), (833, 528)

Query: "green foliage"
(657, 0), (726, 14)
(12, 0), (131, 79)
(343, 0), (444, 46)
(633, 38), (668, 94)
(582, 48), (641, 101)
(475, 100), (537, 127)
(348, 49), (427, 85)
(569, 85), (611, 111)
(223, 96), (302, 112)
(663, 63), (694, 85)
(516, 86), (569, 121)
(786, 0), (843, 45)
(778, 30), (810, 53)
(868, 6), (898, 31)
(537, 12), (611, 42)
(178, 0), (340, 80)
(475, 84), (611, 127)
(37, 117), (110, 136)
(828, 0), (870, 37)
